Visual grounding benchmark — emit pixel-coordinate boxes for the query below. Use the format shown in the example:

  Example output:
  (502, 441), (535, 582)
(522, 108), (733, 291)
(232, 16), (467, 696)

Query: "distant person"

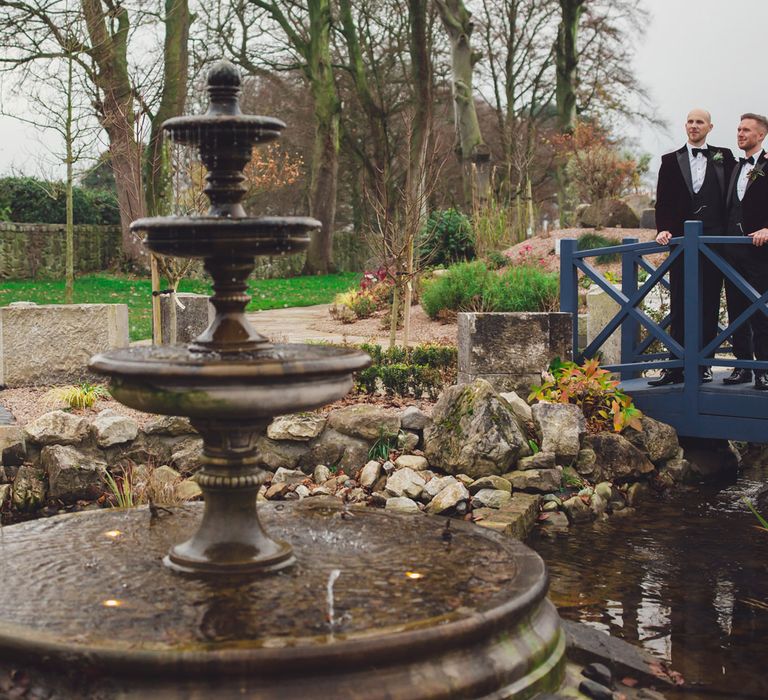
(722, 113), (768, 390)
(649, 109), (736, 386)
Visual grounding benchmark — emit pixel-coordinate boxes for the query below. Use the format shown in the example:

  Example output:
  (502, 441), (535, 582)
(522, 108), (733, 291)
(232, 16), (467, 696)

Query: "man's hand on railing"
(748, 228), (768, 246)
(655, 231), (672, 245)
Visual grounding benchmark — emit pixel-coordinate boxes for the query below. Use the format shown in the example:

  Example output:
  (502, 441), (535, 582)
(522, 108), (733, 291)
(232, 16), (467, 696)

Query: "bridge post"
(621, 237), (640, 379)
(682, 220), (702, 426)
(560, 238), (579, 361)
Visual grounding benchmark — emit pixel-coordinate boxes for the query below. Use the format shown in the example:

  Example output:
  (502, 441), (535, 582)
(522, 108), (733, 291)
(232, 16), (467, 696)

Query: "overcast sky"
(0, 0), (766, 179)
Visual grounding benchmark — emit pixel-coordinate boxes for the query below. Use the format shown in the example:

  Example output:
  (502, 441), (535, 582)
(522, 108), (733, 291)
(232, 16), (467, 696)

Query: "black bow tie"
(691, 147), (708, 157)
(741, 155), (756, 165)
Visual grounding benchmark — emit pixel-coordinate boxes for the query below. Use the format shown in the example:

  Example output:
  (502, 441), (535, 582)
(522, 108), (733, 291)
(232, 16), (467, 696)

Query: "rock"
(578, 486), (594, 498)
(394, 454), (428, 471)
(149, 465), (181, 491)
(562, 495), (593, 523)
(0, 483), (10, 505)
(295, 484), (311, 499)
(92, 413), (139, 448)
(11, 465), (46, 511)
(542, 500), (560, 512)
(590, 493), (607, 517)
(312, 464), (331, 483)
(256, 437), (310, 471)
(538, 511), (570, 529)
(267, 413), (326, 441)
(142, 416), (196, 436)
(682, 437), (741, 478)
(579, 198), (639, 228)
(469, 475), (512, 494)
(272, 467), (307, 485)
(397, 431), (419, 452)
(426, 481), (470, 514)
(472, 489), (512, 509)
(575, 448), (597, 477)
(594, 482), (613, 501)
(42, 445), (106, 503)
(473, 493), (541, 538)
(517, 452), (556, 471)
(625, 416), (679, 463)
(424, 379), (530, 479)
(499, 391), (533, 424)
(542, 494), (562, 506)
(169, 437), (204, 474)
(385, 497), (421, 514)
(640, 208), (656, 229)
(265, 482), (291, 500)
(400, 406), (430, 431)
(24, 411), (90, 446)
(310, 486), (333, 497)
(346, 487), (367, 504)
(359, 460), (382, 488)
(0, 425), (25, 466)
(503, 468), (562, 494)
(303, 428), (369, 473)
(626, 482), (648, 507)
(455, 474), (474, 487)
(327, 405), (400, 442)
(382, 460), (396, 474)
(423, 475), (459, 499)
(578, 678), (613, 700)
(531, 403), (585, 465)
(659, 457), (692, 483)
(384, 468), (426, 499)
(583, 662), (613, 688)
(175, 479), (202, 501)
(584, 432), (655, 482)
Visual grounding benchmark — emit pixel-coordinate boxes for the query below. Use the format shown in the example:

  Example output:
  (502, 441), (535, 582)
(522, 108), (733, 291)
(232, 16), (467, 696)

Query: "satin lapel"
(726, 159), (741, 209)
(676, 148), (694, 197)
(744, 150), (767, 196)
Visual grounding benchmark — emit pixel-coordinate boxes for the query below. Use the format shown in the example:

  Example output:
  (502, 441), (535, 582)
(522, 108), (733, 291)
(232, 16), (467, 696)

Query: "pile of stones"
(0, 378), (706, 538)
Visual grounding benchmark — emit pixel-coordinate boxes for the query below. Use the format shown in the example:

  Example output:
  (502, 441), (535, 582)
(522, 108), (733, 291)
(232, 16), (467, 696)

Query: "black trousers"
(668, 252), (723, 359)
(725, 250), (768, 362)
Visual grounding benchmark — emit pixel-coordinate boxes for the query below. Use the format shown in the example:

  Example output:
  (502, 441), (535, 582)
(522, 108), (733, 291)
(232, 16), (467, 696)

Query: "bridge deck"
(621, 370), (768, 442)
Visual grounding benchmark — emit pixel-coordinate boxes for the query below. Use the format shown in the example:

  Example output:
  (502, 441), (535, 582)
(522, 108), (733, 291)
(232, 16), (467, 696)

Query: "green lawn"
(0, 272), (360, 341)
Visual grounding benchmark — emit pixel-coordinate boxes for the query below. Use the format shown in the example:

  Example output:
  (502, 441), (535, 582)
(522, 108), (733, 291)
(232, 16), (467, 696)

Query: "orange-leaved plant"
(528, 357), (643, 433)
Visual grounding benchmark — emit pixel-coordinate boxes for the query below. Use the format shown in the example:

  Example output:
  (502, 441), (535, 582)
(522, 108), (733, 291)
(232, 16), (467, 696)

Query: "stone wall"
(0, 223), (370, 280)
(0, 303), (129, 387)
(0, 222), (121, 278)
(457, 312), (573, 394)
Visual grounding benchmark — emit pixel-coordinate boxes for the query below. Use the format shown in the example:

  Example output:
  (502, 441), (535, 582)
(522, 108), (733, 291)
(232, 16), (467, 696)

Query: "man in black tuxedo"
(649, 109), (736, 386)
(722, 113), (768, 390)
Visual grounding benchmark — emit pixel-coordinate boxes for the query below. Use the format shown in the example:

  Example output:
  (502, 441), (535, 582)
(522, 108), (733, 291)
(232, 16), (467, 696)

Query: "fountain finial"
(205, 60), (242, 117)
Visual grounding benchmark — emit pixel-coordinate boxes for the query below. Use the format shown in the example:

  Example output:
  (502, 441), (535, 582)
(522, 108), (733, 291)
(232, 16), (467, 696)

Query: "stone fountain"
(0, 62), (564, 698)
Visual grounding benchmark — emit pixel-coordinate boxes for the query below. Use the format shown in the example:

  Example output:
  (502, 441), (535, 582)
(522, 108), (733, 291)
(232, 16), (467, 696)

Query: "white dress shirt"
(687, 142), (708, 194)
(737, 149), (764, 201)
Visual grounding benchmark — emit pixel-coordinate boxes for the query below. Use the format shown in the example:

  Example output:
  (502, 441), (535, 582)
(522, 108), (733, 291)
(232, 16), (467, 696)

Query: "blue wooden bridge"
(560, 221), (768, 442)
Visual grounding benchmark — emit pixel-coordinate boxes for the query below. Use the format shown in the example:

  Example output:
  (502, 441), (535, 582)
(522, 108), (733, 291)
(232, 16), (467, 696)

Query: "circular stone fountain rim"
(163, 113), (286, 131)
(0, 505), (551, 675)
(130, 215), (321, 233)
(89, 344), (371, 379)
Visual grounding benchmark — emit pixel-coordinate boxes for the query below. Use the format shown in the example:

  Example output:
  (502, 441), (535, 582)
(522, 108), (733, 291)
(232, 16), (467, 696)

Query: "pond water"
(529, 456), (768, 700)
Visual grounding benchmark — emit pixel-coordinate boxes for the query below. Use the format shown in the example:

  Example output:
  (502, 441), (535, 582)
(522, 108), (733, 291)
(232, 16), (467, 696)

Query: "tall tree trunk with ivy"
(435, 0), (490, 206)
(555, 0), (585, 225)
(64, 46), (75, 304)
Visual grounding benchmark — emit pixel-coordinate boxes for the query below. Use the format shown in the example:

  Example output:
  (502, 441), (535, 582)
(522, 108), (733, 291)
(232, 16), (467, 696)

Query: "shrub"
(420, 208), (475, 267)
(485, 250), (510, 270)
(330, 289), (377, 320)
(421, 261), (559, 319)
(577, 232), (622, 264)
(528, 357), (642, 433)
(0, 176), (120, 225)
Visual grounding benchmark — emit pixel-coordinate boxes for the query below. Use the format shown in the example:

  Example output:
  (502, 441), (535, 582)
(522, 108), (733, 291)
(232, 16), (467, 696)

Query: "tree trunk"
(435, 0), (489, 205)
(65, 49), (74, 304)
(81, 0), (147, 265)
(303, 0), (339, 275)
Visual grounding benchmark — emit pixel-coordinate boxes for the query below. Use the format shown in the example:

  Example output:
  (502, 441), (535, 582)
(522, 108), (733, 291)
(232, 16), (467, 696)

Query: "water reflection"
(530, 458), (768, 700)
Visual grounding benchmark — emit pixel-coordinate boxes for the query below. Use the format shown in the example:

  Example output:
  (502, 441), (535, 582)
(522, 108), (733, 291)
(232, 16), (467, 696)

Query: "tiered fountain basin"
(0, 503), (564, 698)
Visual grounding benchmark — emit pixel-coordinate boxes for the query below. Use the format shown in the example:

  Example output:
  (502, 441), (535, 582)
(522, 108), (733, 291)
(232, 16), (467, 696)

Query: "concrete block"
(0, 303), (128, 387)
(640, 208), (656, 229)
(585, 286), (621, 366)
(457, 312), (572, 394)
(159, 293), (214, 344)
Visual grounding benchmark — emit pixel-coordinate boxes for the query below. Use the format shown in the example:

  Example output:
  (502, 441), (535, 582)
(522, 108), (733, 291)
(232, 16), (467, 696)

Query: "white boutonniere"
(712, 151), (723, 163)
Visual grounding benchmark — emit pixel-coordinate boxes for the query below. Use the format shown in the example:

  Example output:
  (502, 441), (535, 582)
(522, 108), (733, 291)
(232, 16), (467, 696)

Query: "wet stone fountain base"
(0, 502), (564, 699)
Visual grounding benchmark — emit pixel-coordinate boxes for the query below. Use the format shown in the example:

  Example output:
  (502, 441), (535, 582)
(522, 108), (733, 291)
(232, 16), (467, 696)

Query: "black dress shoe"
(755, 372), (768, 390)
(723, 368), (753, 385)
(701, 367), (713, 383)
(648, 369), (683, 387)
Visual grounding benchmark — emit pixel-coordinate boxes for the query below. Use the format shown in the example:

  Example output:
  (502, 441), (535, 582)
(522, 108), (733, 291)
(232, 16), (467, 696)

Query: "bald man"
(649, 109), (737, 386)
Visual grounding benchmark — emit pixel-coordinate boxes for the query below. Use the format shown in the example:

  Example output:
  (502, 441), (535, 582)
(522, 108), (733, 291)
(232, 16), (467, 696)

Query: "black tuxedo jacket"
(727, 150), (768, 234)
(655, 145), (736, 235)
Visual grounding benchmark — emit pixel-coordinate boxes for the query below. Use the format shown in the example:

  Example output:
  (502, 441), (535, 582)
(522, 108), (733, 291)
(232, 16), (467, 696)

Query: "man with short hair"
(649, 109), (736, 386)
(722, 113), (768, 390)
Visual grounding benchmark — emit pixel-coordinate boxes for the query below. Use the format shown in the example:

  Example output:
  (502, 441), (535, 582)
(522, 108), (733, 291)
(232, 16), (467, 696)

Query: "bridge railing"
(559, 220), (768, 382)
